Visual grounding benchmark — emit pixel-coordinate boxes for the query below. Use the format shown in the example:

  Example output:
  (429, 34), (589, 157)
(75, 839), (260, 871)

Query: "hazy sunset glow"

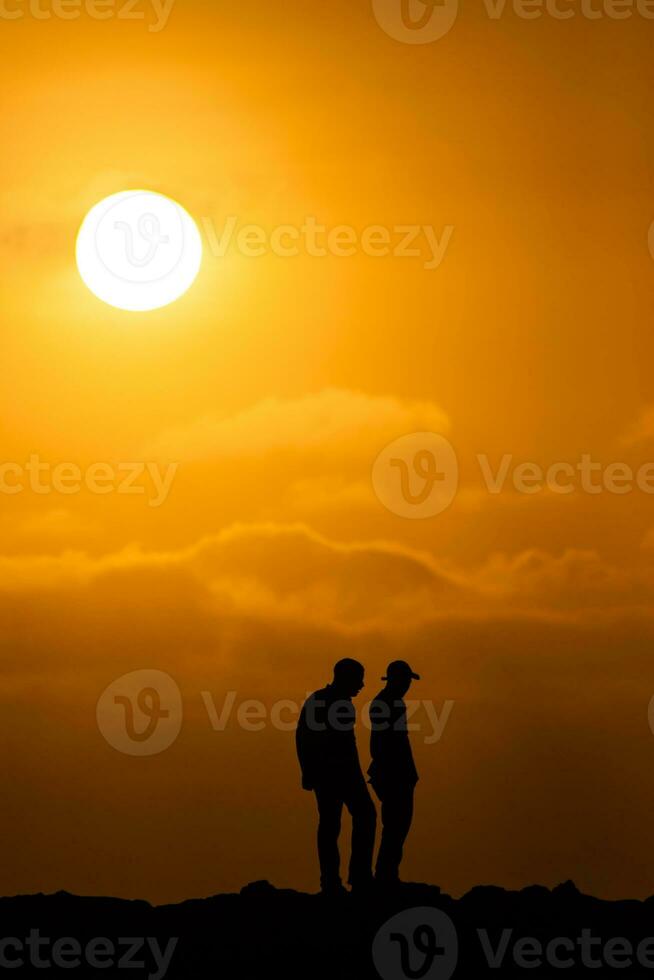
(1, 0), (654, 906)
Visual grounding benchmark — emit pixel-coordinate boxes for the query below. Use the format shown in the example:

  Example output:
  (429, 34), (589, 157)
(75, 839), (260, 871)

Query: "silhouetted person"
(368, 660), (420, 886)
(296, 659), (376, 895)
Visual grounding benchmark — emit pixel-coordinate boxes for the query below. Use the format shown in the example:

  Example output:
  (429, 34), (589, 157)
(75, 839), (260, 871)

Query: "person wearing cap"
(295, 659), (376, 895)
(367, 660), (420, 886)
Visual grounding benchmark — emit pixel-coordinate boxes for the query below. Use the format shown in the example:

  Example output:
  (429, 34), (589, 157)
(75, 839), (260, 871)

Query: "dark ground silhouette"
(5, 880), (654, 977)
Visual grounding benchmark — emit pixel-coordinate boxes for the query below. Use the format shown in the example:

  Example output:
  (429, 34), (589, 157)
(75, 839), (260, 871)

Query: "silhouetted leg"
(374, 784), (414, 882)
(343, 779), (377, 887)
(314, 785), (344, 890)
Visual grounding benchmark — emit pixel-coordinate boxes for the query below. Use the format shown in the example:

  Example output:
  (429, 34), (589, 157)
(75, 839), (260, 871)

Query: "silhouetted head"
(332, 658), (365, 698)
(382, 660), (420, 698)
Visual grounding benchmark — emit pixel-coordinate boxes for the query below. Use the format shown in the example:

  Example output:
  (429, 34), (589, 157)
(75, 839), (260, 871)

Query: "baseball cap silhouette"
(382, 660), (421, 681)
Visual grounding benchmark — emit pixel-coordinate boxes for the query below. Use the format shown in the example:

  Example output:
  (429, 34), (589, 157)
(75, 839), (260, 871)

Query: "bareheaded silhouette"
(368, 660), (420, 886)
(295, 659), (376, 895)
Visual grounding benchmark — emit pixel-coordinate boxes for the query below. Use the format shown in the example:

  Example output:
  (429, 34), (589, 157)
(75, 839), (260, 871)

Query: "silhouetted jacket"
(296, 685), (364, 791)
(367, 690), (419, 787)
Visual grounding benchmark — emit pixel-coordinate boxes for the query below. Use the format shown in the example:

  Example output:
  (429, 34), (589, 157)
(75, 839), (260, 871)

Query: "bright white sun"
(76, 190), (203, 312)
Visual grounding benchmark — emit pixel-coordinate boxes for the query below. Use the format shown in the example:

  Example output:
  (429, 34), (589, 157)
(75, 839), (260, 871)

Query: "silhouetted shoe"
(349, 878), (375, 897)
(374, 876), (402, 892)
(320, 882), (348, 898)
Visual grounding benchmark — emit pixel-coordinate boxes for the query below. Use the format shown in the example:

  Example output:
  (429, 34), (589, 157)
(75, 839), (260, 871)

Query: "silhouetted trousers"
(371, 781), (415, 882)
(314, 777), (376, 888)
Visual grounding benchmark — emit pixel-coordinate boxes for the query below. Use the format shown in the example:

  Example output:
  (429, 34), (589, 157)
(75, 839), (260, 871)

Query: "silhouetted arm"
(296, 698), (320, 791)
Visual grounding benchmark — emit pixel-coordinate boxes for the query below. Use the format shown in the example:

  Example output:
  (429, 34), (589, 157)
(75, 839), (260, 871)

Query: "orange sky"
(2, 0), (654, 903)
